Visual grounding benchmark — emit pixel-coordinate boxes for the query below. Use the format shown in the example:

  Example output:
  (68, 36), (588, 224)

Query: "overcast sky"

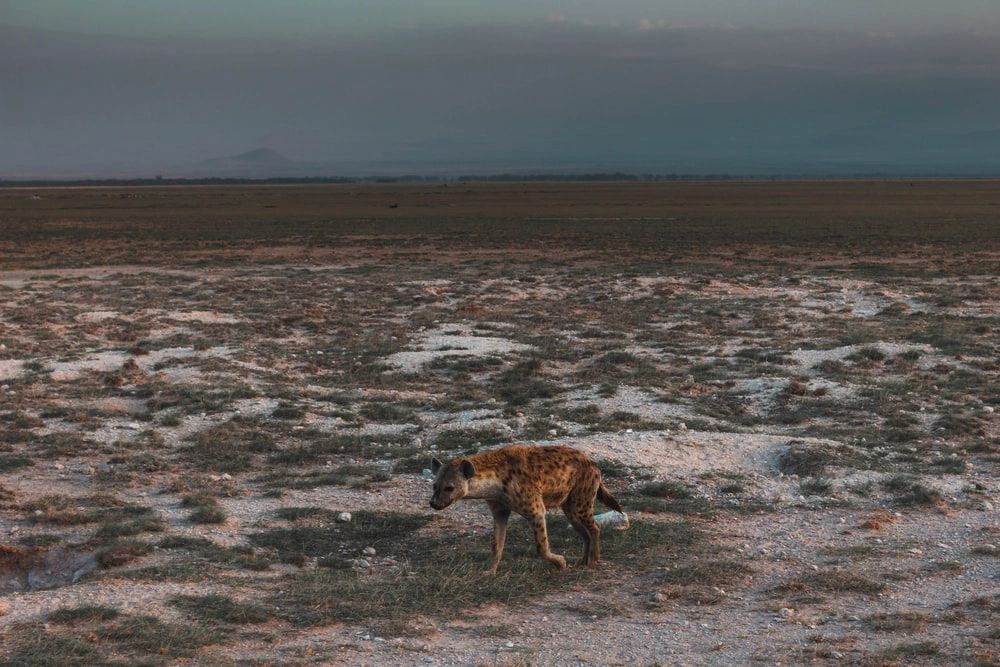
(3, 1), (1000, 177)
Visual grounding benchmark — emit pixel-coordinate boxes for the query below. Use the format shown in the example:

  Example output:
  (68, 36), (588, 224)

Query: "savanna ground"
(0, 181), (997, 666)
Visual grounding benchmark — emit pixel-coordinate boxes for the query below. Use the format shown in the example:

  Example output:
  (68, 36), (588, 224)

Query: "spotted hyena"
(429, 445), (624, 573)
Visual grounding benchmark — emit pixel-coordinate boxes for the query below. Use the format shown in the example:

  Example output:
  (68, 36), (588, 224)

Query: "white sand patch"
(91, 397), (147, 415)
(544, 430), (824, 479)
(790, 342), (933, 370)
(75, 310), (120, 323)
(165, 310), (242, 324)
(49, 351), (130, 380)
(383, 324), (532, 373)
(805, 377), (855, 400)
(46, 345), (233, 382)
(731, 377), (787, 400)
(0, 359), (25, 381)
(564, 385), (710, 425)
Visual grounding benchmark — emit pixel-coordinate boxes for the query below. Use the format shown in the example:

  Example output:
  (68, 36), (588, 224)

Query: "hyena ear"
(431, 457), (444, 474)
(460, 459), (476, 479)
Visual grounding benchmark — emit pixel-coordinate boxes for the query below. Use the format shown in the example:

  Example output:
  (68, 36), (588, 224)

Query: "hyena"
(429, 445), (624, 573)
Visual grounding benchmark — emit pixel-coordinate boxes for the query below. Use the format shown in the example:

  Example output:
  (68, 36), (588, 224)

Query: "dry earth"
(0, 181), (998, 666)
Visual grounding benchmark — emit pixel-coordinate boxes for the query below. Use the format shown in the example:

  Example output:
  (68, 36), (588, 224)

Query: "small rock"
(979, 500), (994, 511)
(220, 473), (232, 481)
(908, 548), (923, 556)
(504, 641), (514, 649)
(0, 600), (9, 616)
(547, 429), (558, 436)
(779, 607), (795, 618)
(652, 592), (666, 603)
(356, 559), (371, 569)
(831, 651), (843, 659)
(679, 422), (688, 431)
(983, 406), (994, 414)
(336, 512), (352, 523)
(362, 546), (377, 557)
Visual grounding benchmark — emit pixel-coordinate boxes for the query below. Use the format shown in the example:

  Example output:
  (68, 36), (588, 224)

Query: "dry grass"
(0, 181), (997, 664)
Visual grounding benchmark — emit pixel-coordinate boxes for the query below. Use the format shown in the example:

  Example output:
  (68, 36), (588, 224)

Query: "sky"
(3, 1), (1000, 177)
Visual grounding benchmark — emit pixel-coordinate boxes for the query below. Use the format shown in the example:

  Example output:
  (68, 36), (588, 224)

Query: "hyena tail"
(597, 482), (624, 513)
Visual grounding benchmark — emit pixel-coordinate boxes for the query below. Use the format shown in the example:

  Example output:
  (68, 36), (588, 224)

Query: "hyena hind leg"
(528, 505), (566, 570)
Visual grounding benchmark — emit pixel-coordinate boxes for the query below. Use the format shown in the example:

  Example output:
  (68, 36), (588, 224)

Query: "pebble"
(336, 512), (352, 523)
(980, 500), (994, 511)
(908, 548), (923, 556)
(356, 559), (371, 569)
(0, 600), (9, 616)
(362, 546), (376, 557)
(779, 607), (794, 618)
(504, 641), (514, 649)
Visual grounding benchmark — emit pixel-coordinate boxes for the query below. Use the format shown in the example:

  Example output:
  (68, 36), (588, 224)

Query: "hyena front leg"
(486, 500), (511, 575)
(527, 499), (566, 570)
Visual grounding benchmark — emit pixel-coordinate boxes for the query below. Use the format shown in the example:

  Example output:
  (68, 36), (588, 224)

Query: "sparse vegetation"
(1, 181), (997, 664)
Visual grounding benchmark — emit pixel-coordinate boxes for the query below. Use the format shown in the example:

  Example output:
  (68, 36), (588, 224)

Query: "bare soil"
(0, 181), (997, 666)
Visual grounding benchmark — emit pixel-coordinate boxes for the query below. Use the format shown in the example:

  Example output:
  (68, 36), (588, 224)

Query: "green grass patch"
(0, 454), (34, 473)
(272, 518), (697, 627)
(249, 511), (432, 563)
(46, 605), (121, 625)
(184, 417), (277, 472)
(170, 594), (272, 625)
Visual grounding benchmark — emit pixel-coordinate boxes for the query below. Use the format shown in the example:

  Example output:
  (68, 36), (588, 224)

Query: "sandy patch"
(383, 324), (533, 373)
(556, 429), (805, 479)
(45, 345), (234, 382)
(164, 310), (242, 324)
(563, 385), (710, 425)
(790, 342), (933, 370)
(0, 359), (25, 381)
(74, 310), (120, 323)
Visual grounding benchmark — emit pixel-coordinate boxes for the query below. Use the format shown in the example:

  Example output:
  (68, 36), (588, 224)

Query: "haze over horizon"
(3, 1), (1000, 178)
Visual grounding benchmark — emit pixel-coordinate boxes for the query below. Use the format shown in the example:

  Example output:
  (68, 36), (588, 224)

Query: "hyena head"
(429, 457), (476, 510)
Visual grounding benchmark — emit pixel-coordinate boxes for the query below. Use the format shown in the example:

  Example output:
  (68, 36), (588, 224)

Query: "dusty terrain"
(0, 181), (998, 666)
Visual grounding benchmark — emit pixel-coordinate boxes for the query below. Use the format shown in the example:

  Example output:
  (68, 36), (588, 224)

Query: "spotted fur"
(430, 445), (623, 573)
